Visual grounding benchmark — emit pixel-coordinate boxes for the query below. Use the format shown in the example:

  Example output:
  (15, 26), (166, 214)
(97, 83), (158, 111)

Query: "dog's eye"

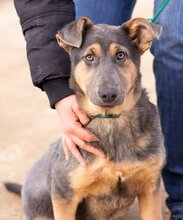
(84, 54), (95, 62)
(116, 52), (125, 61)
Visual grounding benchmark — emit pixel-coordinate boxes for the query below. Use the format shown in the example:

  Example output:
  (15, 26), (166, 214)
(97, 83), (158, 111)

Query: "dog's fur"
(6, 17), (165, 220)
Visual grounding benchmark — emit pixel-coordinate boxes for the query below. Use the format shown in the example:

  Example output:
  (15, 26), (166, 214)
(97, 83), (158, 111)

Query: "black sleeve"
(14, 0), (75, 108)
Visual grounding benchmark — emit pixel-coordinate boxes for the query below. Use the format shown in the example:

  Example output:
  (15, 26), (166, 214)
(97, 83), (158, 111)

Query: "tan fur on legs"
(138, 184), (163, 220)
(51, 195), (80, 220)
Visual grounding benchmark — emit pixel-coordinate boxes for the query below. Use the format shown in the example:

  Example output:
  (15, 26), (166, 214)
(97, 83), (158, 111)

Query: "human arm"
(13, 0), (75, 106)
(14, 0), (104, 164)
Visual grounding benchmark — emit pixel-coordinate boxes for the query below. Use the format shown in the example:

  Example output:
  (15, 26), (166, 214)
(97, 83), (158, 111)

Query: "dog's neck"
(83, 89), (152, 162)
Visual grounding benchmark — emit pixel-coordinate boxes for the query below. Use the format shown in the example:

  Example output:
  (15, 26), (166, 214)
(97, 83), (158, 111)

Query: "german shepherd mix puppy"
(6, 17), (165, 220)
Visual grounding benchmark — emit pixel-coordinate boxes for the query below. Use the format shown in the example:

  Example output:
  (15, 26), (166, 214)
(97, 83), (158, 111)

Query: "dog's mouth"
(89, 95), (125, 108)
(80, 95), (126, 120)
(95, 101), (123, 108)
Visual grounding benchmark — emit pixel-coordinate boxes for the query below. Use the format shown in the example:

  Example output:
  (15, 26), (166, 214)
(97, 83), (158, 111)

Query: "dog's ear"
(122, 18), (162, 54)
(56, 17), (92, 53)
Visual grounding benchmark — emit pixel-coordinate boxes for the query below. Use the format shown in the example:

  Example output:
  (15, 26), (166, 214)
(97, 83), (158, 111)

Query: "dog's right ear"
(56, 17), (92, 53)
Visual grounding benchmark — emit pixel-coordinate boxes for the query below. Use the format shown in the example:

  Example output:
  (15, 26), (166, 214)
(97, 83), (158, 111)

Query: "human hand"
(55, 95), (105, 166)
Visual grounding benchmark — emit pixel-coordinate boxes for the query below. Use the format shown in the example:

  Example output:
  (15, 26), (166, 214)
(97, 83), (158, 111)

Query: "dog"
(5, 17), (165, 220)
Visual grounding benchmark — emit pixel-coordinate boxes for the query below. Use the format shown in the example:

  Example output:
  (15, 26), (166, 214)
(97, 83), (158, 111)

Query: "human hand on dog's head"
(55, 95), (105, 166)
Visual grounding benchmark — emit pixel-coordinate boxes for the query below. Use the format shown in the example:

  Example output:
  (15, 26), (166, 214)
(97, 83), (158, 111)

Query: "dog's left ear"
(56, 17), (92, 53)
(122, 18), (162, 54)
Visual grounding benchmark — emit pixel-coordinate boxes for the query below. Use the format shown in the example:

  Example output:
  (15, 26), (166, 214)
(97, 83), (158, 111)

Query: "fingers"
(70, 135), (105, 158)
(72, 104), (90, 126)
(62, 134), (105, 166)
(64, 135), (86, 167)
(62, 135), (70, 160)
(55, 95), (105, 165)
(64, 121), (98, 143)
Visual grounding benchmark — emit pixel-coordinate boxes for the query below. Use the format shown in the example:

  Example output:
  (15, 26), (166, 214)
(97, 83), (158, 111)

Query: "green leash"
(148, 0), (169, 23)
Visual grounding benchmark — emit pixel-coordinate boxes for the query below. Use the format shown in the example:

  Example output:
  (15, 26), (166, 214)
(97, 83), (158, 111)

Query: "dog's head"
(56, 17), (161, 117)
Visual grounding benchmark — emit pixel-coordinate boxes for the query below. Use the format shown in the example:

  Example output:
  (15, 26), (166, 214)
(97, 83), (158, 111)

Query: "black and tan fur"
(5, 17), (165, 220)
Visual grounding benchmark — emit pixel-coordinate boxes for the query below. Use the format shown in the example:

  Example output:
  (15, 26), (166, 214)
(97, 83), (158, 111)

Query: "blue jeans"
(152, 0), (183, 216)
(74, 0), (183, 216)
(74, 0), (136, 25)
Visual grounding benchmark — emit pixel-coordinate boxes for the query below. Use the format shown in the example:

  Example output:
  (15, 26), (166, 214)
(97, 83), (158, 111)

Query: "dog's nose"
(98, 88), (118, 103)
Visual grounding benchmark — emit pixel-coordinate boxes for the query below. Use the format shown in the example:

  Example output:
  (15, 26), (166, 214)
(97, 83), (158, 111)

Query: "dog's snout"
(98, 88), (118, 103)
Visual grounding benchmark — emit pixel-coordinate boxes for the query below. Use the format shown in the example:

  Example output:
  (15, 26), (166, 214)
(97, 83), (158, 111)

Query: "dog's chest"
(70, 157), (162, 219)
(69, 157), (159, 199)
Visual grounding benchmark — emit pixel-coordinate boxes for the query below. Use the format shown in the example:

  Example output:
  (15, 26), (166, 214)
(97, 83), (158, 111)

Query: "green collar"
(88, 114), (120, 119)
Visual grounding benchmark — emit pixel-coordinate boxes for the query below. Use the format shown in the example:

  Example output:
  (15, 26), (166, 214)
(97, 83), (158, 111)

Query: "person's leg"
(73, 0), (136, 25)
(151, 0), (183, 218)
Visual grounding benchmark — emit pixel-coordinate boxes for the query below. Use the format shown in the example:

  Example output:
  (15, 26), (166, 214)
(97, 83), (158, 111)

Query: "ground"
(0, 1), (170, 219)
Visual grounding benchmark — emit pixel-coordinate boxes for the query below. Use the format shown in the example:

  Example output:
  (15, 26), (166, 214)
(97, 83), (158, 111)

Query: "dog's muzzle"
(98, 87), (118, 104)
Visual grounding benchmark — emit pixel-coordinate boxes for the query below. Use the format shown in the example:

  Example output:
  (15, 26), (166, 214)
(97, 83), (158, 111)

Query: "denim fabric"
(151, 0), (183, 215)
(74, 0), (136, 25)
(74, 0), (183, 216)
(171, 213), (183, 220)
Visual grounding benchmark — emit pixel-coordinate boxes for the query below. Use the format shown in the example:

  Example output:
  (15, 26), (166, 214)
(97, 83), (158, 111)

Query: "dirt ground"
(0, 1), (170, 219)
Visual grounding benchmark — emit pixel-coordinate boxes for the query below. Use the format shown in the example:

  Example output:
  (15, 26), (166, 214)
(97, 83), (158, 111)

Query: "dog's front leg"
(51, 195), (80, 220)
(138, 184), (163, 220)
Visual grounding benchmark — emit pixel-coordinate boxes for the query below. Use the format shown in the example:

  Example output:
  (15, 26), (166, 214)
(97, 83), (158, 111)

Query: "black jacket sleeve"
(14, 0), (75, 108)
